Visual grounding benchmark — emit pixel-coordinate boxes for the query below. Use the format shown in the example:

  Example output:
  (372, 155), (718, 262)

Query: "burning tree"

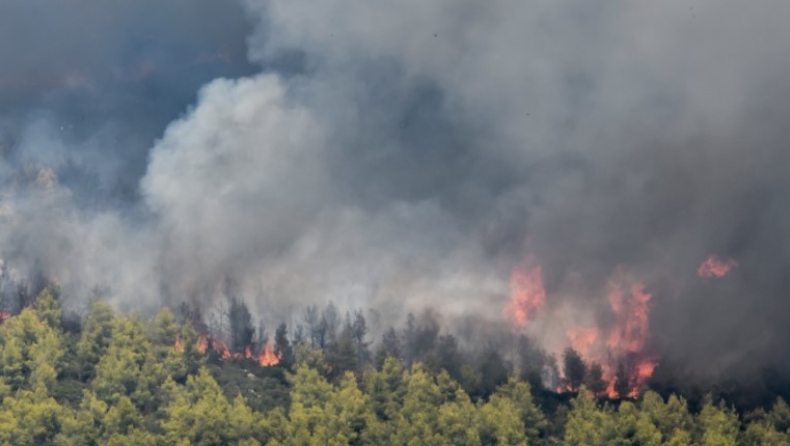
(507, 255), (659, 398)
(506, 259), (545, 326)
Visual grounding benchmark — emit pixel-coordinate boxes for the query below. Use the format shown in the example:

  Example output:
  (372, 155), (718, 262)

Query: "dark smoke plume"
(2, 0), (790, 379)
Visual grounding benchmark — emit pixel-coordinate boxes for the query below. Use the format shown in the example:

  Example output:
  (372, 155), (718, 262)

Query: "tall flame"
(196, 335), (208, 354)
(257, 341), (281, 366)
(559, 275), (658, 398)
(567, 327), (601, 358)
(698, 255), (737, 278)
(506, 259), (546, 326)
(603, 279), (656, 397)
(504, 255), (659, 397)
(606, 282), (651, 354)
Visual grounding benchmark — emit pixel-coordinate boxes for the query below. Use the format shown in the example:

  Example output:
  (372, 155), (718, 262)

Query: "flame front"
(570, 278), (657, 398)
(698, 255), (737, 278)
(506, 260), (546, 326)
(177, 335), (279, 367)
(505, 255), (659, 398)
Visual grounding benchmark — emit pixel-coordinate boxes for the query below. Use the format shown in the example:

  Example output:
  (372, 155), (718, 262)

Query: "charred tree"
(563, 347), (587, 392)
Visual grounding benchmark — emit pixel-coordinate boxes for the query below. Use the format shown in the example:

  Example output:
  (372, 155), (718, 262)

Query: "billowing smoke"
(0, 0), (257, 198)
(3, 0), (790, 379)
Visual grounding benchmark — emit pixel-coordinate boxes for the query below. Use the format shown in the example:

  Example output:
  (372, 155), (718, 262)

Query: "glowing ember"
(698, 255), (737, 278)
(506, 259), (546, 326)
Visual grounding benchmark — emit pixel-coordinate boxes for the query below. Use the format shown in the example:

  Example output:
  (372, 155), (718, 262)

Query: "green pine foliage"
(0, 289), (787, 444)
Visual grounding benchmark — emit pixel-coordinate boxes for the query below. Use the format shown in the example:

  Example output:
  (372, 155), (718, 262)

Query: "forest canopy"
(0, 288), (787, 445)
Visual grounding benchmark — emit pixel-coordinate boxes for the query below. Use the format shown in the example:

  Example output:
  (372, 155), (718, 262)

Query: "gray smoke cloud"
(0, 0), (257, 197)
(2, 0), (790, 377)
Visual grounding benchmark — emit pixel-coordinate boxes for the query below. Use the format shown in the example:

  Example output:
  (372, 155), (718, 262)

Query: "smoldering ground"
(2, 0), (790, 379)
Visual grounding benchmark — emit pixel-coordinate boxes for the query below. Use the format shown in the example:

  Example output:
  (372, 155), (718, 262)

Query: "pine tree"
(613, 362), (631, 399)
(350, 310), (370, 373)
(697, 395), (739, 446)
(586, 362), (608, 397)
(274, 323), (294, 370)
(564, 386), (613, 446)
(493, 375), (547, 442)
(228, 299), (255, 354)
(562, 347), (587, 392)
(76, 302), (116, 381)
(375, 327), (402, 369)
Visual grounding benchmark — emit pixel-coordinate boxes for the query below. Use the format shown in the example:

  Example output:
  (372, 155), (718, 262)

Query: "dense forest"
(0, 287), (788, 445)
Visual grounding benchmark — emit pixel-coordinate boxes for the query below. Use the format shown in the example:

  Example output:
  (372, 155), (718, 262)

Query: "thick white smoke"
(3, 0), (790, 375)
(141, 74), (504, 321)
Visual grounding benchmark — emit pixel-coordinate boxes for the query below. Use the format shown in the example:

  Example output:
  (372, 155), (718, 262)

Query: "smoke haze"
(2, 0), (790, 378)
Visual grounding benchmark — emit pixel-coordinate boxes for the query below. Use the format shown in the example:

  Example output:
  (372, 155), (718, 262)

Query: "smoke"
(3, 0), (790, 377)
(0, 0), (257, 197)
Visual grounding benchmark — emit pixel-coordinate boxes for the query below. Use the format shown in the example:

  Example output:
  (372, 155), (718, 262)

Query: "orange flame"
(558, 275), (657, 398)
(698, 255), (737, 278)
(257, 341), (281, 366)
(602, 357), (659, 399)
(176, 335), (279, 366)
(0, 312), (10, 324)
(213, 338), (232, 359)
(567, 327), (601, 358)
(506, 259), (546, 326)
(196, 335), (209, 354)
(606, 280), (655, 397)
(636, 359), (658, 381)
(503, 256), (659, 397)
(607, 282), (651, 355)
